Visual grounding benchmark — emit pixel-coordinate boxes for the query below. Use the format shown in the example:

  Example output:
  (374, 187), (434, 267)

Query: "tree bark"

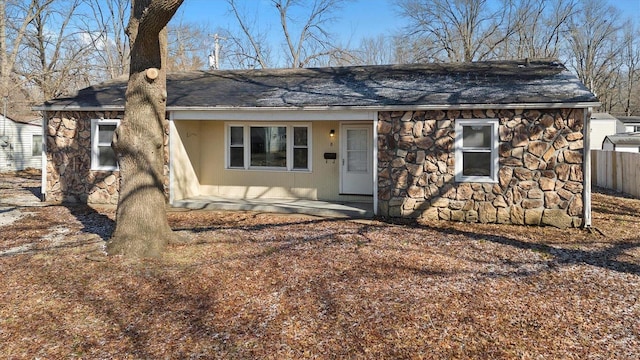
(107, 0), (183, 258)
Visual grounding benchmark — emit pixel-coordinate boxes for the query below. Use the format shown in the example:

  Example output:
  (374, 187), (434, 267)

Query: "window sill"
(226, 167), (312, 173)
(90, 167), (119, 172)
(455, 176), (498, 183)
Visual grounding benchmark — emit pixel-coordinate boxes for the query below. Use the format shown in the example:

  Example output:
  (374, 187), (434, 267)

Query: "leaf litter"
(0, 171), (639, 359)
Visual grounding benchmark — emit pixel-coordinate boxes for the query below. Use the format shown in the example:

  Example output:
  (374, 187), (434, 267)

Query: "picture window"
(226, 123), (311, 171)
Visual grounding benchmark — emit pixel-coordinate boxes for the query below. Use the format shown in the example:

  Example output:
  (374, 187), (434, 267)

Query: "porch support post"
(168, 111), (175, 206)
(583, 107), (592, 228)
(41, 111), (48, 202)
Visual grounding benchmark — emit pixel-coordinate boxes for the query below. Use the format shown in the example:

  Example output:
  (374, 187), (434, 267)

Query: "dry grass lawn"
(1, 172), (639, 359)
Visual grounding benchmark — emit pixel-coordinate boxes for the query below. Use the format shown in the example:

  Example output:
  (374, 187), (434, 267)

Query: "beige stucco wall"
(171, 120), (368, 202)
(171, 121), (201, 200)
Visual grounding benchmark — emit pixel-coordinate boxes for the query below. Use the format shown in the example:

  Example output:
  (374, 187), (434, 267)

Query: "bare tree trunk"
(565, 0), (622, 102)
(83, 0), (131, 80)
(107, 0), (183, 258)
(17, 0), (89, 101)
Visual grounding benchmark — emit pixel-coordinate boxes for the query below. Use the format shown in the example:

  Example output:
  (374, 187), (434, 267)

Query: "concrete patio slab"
(171, 196), (374, 218)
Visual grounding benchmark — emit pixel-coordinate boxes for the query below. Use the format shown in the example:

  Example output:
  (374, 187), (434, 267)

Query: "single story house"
(602, 133), (640, 153)
(35, 60), (600, 228)
(0, 114), (43, 172)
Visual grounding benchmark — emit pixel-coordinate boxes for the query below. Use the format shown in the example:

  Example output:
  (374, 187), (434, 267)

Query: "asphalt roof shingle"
(38, 59), (598, 111)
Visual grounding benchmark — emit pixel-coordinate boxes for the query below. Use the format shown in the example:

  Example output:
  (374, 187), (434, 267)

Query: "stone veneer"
(377, 109), (585, 228)
(45, 111), (170, 205)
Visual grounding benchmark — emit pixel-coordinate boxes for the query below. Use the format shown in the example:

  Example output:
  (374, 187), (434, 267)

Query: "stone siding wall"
(45, 111), (170, 205)
(377, 109), (585, 228)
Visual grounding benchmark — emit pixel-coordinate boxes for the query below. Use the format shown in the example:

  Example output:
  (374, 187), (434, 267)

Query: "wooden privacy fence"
(591, 150), (640, 198)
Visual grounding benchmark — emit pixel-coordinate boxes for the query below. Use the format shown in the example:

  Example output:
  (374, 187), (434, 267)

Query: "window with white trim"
(91, 119), (120, 170)
(226, 123), (311, 171)
(454, 119), (499, 183)
(292, 126), (309, 169)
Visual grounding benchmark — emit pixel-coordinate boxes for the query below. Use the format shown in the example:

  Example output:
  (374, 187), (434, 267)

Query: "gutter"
(33, 102), (601, 113)
(164, 102), (602, 112)
(32, 105), (125, 112)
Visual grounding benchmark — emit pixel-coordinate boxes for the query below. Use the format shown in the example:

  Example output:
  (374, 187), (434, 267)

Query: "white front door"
(340, 124), (373, 195)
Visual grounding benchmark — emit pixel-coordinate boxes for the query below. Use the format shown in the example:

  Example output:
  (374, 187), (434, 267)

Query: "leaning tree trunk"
(107, 0), (184, 258)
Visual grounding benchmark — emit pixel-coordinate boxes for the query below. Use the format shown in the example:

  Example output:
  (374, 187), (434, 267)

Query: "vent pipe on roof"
(208, 33), (226, 70)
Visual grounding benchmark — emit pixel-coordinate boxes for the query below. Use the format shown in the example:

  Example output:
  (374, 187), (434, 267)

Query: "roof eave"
(32, 105), (125, 112)
(34, 101), (601, 113)
(166, 102), (600, 111)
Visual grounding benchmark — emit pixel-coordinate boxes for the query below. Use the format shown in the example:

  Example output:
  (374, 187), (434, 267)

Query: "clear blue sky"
(173, 0), (640, 44)
(171, 0), (639, 68)
(172, 0), (399, 47)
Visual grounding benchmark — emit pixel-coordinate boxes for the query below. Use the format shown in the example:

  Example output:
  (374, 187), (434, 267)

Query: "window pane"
(98, 146), (117, 167)
(229, 147), (244, 167)
(98, 125), (116, 143)
(462, 152), (491, 176)
(250, 126), (286, 167)
(347, 129), (367, 151)
(32, 135), (42, 156)
(230, 126), (244, 145)
(347, 151), (367, 172)
(293, 148), (308, 169)
(462, 125), (491, 148)
(293, 127), (308, 146)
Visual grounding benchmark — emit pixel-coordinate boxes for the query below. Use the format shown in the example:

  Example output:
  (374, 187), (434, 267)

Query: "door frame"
(339, 122), (374, 196)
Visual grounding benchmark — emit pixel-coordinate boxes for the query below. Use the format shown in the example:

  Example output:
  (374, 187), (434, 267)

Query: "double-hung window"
(227, 123), (311, 171)
(454, 119), (498, 183)
(91, 119), (120, 170)
(292, 126), (309, 169)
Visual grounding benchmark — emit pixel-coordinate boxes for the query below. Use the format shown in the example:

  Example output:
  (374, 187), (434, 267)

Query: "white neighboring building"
(589, 113), (619, 150)
(0, 115), (43, 171)
(617, 116), (640, 133)
(602, 133), (640, 153)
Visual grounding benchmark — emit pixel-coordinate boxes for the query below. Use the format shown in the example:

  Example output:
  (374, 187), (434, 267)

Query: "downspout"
(372, 111), (378, 216)
(582, 107), (592, 228)
(41, 111), (47, 202)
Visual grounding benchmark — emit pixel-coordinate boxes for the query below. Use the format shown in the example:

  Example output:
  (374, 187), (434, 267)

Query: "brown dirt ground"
(1, 171), (639, 359)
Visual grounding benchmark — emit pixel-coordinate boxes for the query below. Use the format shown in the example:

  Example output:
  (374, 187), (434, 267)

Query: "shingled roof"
(604, 133), (640, 146)
(36, 59), (598, 111)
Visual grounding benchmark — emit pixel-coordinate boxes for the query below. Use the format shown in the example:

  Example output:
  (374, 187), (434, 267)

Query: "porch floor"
(171, 196), (375, 218)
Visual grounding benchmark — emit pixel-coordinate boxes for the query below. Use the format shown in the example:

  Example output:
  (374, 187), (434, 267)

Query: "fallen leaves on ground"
(1, 173), (639, 359)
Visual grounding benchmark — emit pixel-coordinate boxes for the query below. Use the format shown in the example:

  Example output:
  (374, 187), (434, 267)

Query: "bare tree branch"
(227, 0), (269, 68)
